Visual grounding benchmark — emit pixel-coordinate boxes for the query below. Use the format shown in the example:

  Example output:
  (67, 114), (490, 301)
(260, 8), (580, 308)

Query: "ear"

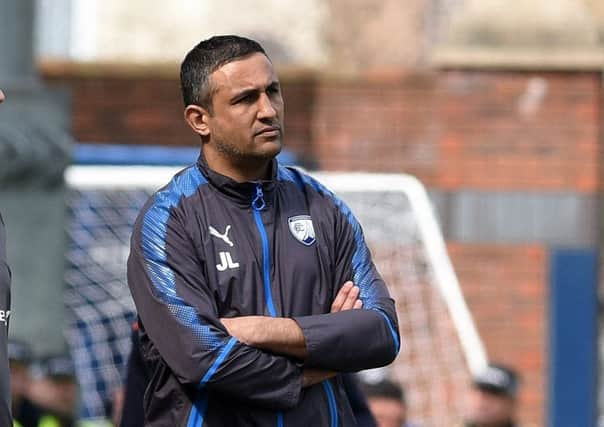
(184, 105), (211, 137)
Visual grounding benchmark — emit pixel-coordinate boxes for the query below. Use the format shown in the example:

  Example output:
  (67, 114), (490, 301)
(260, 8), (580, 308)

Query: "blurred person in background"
(9, 339), (43, 427)
(127, 35), (399, 426)
(1, 88), (14, 426)
(459, 363), (522, 427)
(28, 355), (78, 427)
(362, 379), (415, 427)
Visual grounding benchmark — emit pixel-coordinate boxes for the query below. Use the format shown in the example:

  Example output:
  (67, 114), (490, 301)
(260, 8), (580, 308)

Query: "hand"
(302, 368), (337, 387)
(221, 316), (265, 346)
(331, 281), (363, 313)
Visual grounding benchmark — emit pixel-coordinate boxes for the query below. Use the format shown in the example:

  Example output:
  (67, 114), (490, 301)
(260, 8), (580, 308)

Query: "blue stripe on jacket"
(140, 165), (237, 387)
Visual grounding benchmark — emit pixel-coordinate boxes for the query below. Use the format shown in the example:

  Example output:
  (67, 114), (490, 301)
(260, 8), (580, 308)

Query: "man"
(1, 87), (14, 427)
(461, 363), (521, 427)
(362, 379), (412, 427)
(127, 35), (400, 426)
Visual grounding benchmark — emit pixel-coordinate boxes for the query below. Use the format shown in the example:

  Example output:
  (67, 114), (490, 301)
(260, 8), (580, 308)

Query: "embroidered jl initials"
(216, 251), (240, 271)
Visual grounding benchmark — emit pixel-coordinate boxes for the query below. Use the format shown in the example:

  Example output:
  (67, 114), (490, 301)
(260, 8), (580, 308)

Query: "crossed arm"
(221, 281), (362, 387)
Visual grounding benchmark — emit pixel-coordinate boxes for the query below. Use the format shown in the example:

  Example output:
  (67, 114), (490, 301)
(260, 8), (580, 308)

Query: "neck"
(202, 145), (272, 183)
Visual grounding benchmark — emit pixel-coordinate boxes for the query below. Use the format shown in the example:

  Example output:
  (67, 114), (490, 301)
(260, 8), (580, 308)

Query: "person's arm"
(220, 281), (362, 359)
(127, 201), (302, 410)
(221, 210), (399, 373)
(221, 284), (361, 387)
(292, 198), (400, 372)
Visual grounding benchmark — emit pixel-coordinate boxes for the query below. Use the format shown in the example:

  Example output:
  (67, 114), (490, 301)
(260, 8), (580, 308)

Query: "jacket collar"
(196, 150), (278, 207)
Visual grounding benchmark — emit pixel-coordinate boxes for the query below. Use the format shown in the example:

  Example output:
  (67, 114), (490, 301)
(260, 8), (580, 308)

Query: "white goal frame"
(65, 166), (488, 375)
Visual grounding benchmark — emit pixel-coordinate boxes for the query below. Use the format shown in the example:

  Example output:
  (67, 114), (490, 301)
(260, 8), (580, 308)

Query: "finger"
(341, 286), (360, 311)
(331, 281), (353, 310)
(353, 299), (363, 309)
(331, 281), (353, 312)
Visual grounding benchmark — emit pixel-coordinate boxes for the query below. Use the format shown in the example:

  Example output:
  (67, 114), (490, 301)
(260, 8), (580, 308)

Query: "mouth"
(255, 126), (281, 137)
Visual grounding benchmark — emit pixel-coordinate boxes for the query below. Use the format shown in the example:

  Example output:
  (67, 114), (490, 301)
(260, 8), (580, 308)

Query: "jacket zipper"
(322, 380), (338, 427)
(252, 184), (277, 317)
(252, 183), (283, 427)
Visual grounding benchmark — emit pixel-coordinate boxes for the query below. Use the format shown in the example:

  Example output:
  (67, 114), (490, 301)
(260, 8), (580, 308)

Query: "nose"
(257, 93), (277, 120)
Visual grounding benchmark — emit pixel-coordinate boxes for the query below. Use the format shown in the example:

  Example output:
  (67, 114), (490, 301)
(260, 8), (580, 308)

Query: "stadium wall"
(42, 64), (602, 427)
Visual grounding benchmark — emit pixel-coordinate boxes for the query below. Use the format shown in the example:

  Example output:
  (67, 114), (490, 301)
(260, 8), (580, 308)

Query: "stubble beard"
(213, 135), (281, 166)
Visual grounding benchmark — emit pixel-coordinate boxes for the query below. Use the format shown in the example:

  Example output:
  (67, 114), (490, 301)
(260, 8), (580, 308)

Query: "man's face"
(465, 387), (515, 426)
(367, 397), (407, 427)
(0, 89), (5, 103)
(204, 53), (284, 162)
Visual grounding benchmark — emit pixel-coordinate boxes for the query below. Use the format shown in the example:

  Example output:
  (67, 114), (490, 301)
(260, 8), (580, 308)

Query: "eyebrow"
(230, 80), (280, 102)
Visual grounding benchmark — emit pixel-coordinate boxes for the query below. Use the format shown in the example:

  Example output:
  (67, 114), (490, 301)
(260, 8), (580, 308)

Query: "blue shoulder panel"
(277, 164), (305, 191)
(141, 165), (224, 351)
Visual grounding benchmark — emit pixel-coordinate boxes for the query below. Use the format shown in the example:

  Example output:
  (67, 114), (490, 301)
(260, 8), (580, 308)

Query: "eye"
(241, 95), (253, 103)
(234, 93), (256, 104)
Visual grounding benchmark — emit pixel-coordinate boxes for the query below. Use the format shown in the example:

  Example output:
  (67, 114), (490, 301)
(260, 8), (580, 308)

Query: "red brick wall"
(448, 243), (548, 426)
(312, 71), (601, 192)
(50, 74), (197, 146)
(46, 69), (601, 194)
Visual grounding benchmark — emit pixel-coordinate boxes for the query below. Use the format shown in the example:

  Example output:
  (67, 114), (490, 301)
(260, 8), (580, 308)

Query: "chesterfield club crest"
(288, 215), (316, 246)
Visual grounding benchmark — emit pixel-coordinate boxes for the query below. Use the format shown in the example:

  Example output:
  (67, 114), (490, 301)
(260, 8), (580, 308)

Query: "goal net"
(65, 165), (486, 425)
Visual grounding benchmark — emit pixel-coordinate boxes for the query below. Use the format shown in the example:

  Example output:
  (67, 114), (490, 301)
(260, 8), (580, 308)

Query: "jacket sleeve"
(293, 187), (400, 372)
(0, 213), (12, 427)
(127, 201), (302, 410)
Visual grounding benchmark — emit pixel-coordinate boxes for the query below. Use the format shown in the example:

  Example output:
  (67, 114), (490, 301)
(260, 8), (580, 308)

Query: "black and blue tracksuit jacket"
(127, 154), (400, 426)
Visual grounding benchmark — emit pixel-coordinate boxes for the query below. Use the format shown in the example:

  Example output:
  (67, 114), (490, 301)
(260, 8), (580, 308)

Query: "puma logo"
(209, 225), (234, 247)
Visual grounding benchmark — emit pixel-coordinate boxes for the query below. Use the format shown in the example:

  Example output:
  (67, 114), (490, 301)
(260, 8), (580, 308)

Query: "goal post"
(64, 165), (487, 425)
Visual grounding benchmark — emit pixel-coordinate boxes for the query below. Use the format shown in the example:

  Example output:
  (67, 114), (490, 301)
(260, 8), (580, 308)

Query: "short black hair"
(362, 379), (406, 405)
(180, 35), (267, 109)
